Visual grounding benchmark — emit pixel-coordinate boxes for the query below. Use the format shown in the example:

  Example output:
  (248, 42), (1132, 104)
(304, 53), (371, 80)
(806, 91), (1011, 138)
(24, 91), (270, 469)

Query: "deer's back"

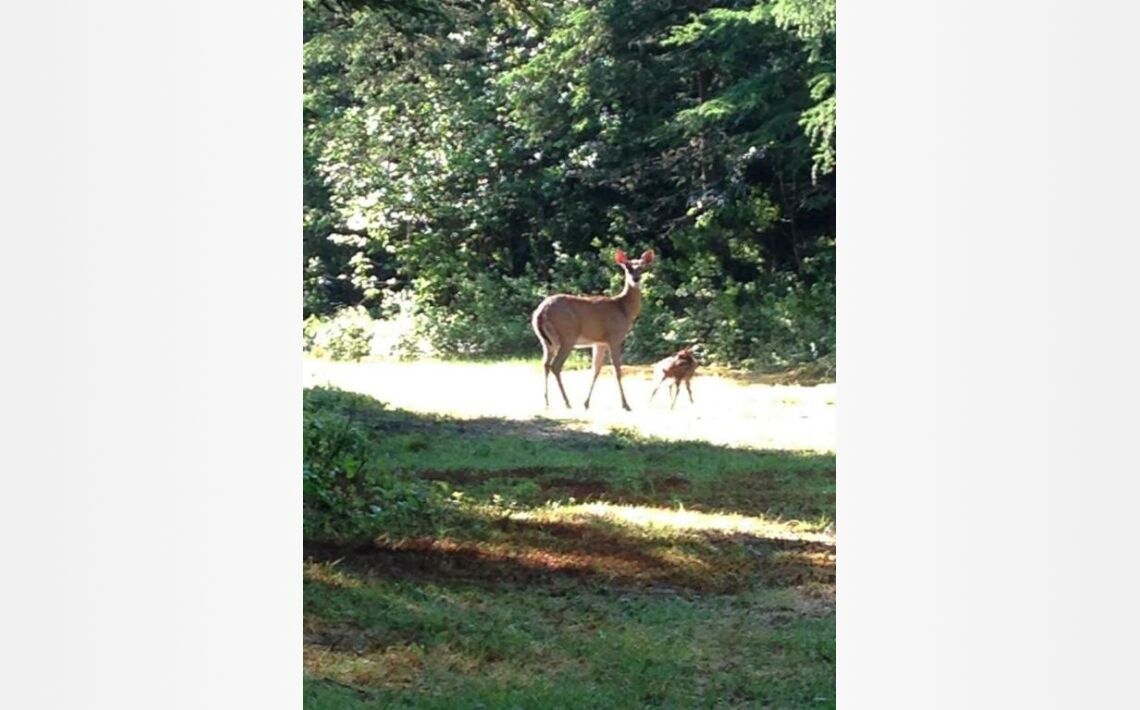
(535, 293), (632, 344)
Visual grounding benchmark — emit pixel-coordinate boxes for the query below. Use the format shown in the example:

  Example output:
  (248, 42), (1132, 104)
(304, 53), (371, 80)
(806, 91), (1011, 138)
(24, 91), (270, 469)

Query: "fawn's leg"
(583, 344), (608, 410)
(649, 373), (668, 403)
(684, 376), (694, 404)
(670, 378), (682, 409)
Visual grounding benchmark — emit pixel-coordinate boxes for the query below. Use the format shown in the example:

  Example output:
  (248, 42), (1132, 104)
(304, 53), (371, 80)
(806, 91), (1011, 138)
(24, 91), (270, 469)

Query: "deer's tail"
(532, 304), (555, 350)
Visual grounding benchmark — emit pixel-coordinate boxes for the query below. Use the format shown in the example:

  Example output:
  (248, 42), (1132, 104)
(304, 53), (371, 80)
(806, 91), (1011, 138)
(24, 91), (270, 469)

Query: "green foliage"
(302, 383), (836, 706)
(304, 306), (375, 361)
(303, 387), (459, 540)
(801, 73), (836, 180)
(304, 0), (836, 368)
(304, 585), (835, 708)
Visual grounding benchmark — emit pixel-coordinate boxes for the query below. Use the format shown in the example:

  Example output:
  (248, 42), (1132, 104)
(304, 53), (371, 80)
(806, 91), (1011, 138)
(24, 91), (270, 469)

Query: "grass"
(303, 356), (836, 453)
(303, 359), (836, 708)
(304, 580), (833, 708)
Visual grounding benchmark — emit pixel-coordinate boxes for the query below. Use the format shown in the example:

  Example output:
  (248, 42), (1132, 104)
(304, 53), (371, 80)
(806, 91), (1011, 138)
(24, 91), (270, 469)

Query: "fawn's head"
(615, 248), (655, 287)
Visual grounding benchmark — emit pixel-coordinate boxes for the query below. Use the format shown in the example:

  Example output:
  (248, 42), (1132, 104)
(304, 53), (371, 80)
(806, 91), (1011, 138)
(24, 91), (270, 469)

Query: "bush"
(304, 244), (835, 373)
(303, 387), (454, 541)
(303, 306), (374, 361)
(394, 266), (836, 369)
(407, 272), (544, 358)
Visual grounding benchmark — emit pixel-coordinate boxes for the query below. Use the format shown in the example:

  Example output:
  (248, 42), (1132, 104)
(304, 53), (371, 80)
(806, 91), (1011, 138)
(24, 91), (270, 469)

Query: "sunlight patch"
(514, 503), (835, 544)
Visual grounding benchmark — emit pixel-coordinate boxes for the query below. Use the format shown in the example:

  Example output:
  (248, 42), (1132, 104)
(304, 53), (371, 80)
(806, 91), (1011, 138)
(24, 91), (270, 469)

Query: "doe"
(531, 248), (655, 411)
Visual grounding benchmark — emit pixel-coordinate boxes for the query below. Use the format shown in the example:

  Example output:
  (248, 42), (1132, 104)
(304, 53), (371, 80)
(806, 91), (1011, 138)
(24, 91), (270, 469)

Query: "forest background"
(303, 0), (836, 372)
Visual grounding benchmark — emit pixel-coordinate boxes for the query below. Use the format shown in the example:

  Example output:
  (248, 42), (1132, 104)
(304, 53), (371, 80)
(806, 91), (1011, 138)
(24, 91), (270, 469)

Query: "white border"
(0, 2), (300, 708)
(2, 1), (1139, 707)
(839, 1), (1140, 706)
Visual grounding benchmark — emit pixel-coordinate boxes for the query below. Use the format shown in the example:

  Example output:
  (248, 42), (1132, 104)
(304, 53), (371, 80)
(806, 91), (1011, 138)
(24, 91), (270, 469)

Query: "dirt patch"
(305, 641), (427, 690)
(541, 477), (611, 499)
(692, 470), (834, 518)
(649, 473), (691, 494)
(731, 536), (836, 588)
(304, 619), (404, 655)
(491, 518), (657, 563)
(305, 527), (682, 589)
(304, 521), (834, 594)
(420, 466), (561, 484)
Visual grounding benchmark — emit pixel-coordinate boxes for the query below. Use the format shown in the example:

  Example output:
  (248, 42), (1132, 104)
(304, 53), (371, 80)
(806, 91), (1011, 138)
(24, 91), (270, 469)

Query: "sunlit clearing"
(303, 357), (835, 453)
(513, 502), (834, 544)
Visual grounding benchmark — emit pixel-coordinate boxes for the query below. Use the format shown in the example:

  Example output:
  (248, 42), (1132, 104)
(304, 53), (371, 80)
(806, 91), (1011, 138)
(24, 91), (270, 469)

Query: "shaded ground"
(303, 365), (836, 708)
(305, 520), (834, 594)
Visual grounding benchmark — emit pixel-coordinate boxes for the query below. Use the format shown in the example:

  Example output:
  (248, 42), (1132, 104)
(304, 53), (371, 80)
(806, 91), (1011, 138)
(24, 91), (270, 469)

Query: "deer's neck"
(616, 281), (642, 320)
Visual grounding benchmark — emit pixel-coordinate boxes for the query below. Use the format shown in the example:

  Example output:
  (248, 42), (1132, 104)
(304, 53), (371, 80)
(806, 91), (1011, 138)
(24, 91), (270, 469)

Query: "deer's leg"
(684, 376), (694, 404)
(609, 344), (632, 411)
(649, 373), (667, 403)
(583, 344), (609, 410)
(550, 343), (574, 409)
(541, 342), (556, 407)
(670, 378), (682, 410)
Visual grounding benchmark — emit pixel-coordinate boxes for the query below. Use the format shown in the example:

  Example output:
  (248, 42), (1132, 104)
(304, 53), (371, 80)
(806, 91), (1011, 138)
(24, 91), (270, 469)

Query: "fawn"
(649, 346), (698, 409)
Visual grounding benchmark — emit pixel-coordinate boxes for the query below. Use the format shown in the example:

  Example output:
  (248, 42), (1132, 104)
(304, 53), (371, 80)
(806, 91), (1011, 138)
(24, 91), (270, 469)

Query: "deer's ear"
(640, 249), (655, 264)
(615, 249), (629, 265)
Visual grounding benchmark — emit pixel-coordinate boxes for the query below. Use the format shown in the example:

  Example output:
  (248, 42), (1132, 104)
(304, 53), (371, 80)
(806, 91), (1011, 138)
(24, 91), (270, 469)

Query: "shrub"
(303, 306), (375, 361)
(303, 387), (454, 541)
(312, 246), (835, 373)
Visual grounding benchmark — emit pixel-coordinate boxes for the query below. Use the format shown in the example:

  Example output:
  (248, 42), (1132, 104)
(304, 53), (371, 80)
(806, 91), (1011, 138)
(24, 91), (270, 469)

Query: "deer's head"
(615, 248), (655, 287)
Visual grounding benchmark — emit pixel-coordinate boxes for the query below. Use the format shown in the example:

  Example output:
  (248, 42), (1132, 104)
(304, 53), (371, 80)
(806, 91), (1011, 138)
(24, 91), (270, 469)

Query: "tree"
(303, 0), (836, 367)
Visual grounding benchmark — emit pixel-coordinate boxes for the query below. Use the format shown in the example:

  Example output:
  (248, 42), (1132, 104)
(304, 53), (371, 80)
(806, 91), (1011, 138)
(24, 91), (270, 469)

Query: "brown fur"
(649, 346), (698, 409)
(532, 249), (654, 411)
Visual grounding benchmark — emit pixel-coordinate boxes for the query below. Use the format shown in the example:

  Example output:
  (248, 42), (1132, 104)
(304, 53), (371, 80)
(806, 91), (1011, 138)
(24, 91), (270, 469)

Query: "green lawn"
(303, 362), (835, 708)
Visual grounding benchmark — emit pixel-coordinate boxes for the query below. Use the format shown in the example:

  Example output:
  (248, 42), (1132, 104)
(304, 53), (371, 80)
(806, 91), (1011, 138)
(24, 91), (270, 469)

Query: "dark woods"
(303, 0), (835, 369)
